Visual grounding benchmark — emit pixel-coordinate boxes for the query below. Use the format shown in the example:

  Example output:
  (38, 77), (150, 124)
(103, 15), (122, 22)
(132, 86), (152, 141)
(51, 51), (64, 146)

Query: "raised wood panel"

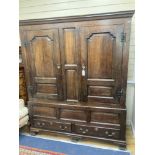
(64, 28), (76, 64)
(91, 112), (120, 124)
(60, 109), (86, 121)
(35, 93), (58, 99)
(88, 86), (113, 97)
(32, 36), (55, 77)
(62, 27), (79, 102)
(87, 79), (115, 86)
(33, 106), (56, 118)
(35, 77), (56, 84)
(88, 96), (114, 103)
(66, 70), (78, 101)
(37, 84), (57, 94)
(88, 33), (113, 79)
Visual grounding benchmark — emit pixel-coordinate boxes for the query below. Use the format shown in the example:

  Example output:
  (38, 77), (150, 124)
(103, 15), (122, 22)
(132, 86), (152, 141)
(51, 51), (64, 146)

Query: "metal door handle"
(57, 64), (61, 69)
(82, 65), (85, 76)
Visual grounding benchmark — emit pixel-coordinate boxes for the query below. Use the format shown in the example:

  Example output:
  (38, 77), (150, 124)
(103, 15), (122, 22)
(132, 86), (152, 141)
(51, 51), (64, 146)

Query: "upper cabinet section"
(20, 11), (134, 105)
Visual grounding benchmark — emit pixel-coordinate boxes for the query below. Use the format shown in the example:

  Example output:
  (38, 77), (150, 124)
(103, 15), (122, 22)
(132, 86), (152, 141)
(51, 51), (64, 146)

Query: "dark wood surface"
(19, 11), (134, 147)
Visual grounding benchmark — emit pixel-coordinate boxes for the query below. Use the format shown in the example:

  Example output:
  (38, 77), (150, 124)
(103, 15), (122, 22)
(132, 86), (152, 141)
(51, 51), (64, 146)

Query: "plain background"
(0, 1), (155, 155)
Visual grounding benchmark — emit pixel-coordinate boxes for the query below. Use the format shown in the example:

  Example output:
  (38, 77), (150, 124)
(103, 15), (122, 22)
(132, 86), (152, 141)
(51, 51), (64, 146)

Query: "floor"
(20, 126), (135, 155)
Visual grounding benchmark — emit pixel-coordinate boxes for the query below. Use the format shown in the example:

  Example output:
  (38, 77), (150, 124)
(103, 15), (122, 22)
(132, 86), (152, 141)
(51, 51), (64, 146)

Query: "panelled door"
(25, 29), (63, 100)
(80, 24), (125, 104)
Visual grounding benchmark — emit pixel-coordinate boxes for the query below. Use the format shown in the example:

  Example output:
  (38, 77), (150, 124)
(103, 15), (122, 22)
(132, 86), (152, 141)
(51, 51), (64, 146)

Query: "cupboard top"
(19, 10), (134, 26)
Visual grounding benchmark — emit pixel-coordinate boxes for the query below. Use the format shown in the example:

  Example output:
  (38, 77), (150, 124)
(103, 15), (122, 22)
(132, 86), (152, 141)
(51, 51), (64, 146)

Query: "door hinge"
(115, 88), (124, 102)
(22, 41), (30, 47)
(116, 88), (124, 97)
(120, 33), (126, 42)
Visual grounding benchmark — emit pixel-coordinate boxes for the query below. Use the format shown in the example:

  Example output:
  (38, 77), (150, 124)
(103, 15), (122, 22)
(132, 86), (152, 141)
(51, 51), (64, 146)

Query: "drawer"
(73, 124), (120, 139)
(33, 120), (71, 132)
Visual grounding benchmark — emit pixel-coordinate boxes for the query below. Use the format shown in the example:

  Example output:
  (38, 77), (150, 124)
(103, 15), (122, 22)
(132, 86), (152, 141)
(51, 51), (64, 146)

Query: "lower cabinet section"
(29, 101), (126, 147)
(32, 119), (120, 140)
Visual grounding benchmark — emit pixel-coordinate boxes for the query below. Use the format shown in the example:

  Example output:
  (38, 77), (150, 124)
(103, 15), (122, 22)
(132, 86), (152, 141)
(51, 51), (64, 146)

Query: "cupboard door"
(80, 25), (124, 104)
(25, 29), (63, 99)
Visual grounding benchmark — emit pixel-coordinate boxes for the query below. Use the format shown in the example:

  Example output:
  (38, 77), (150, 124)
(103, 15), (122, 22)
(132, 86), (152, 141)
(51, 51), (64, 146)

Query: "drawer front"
(32, 106), (56, 118)
(60, 109), (87, 122)
(33, 120), (71, 132)
(73, 124), (120, 139)
(91, 111), (120, 124)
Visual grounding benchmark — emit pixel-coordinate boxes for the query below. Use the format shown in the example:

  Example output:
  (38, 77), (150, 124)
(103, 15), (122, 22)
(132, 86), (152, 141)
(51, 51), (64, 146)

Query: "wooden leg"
(119, 143), (126, 150)
(30, 128), (39, 136)
(71, 136), (82, 142)
(30, 131), (37, 136)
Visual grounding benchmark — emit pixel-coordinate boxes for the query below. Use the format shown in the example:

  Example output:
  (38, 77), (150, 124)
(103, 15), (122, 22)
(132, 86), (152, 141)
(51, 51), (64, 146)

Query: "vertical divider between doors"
(59, 28), (67, 101)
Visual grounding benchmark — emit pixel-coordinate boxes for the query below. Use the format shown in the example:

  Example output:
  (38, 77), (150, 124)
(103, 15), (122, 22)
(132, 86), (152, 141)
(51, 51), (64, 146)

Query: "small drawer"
(49, 121), (71, 132)
(73, 124), (120, 139)
(33, 120), (71, 132)
(33, 120), (49, 129)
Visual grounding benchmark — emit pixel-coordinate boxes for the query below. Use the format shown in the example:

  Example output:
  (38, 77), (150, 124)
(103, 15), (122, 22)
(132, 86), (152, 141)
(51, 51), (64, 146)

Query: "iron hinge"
(120, 33), (126, 42)
(115, 88), (124, 102)
(22, 41), (30, 47)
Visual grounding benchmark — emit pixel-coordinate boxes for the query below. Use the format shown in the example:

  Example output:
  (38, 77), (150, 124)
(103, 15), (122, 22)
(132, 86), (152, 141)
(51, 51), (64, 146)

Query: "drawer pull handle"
(42, 123), (45, 126)
(82, 131), (86, 134)
(60, 125), (66, 130)
(37, 122), (40, 125)
(105, 131), (115, 137)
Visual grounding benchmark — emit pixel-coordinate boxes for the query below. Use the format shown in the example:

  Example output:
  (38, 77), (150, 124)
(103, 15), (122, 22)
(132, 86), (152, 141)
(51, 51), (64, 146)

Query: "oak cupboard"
(20, 10), (134, 148)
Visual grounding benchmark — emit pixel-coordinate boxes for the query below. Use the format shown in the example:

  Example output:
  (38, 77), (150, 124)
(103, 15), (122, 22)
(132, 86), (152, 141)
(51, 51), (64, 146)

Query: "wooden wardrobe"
(20, 11), (134, 147)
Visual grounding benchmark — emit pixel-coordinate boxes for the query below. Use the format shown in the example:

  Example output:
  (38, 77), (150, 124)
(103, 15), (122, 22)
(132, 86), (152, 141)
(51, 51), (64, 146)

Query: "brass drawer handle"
(79, 128), (83, 131)
(105, 131), (115, 137)
(37, 122), (40, 125)
(81, 128), (88, 134)
(60, 125), (67, 130)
